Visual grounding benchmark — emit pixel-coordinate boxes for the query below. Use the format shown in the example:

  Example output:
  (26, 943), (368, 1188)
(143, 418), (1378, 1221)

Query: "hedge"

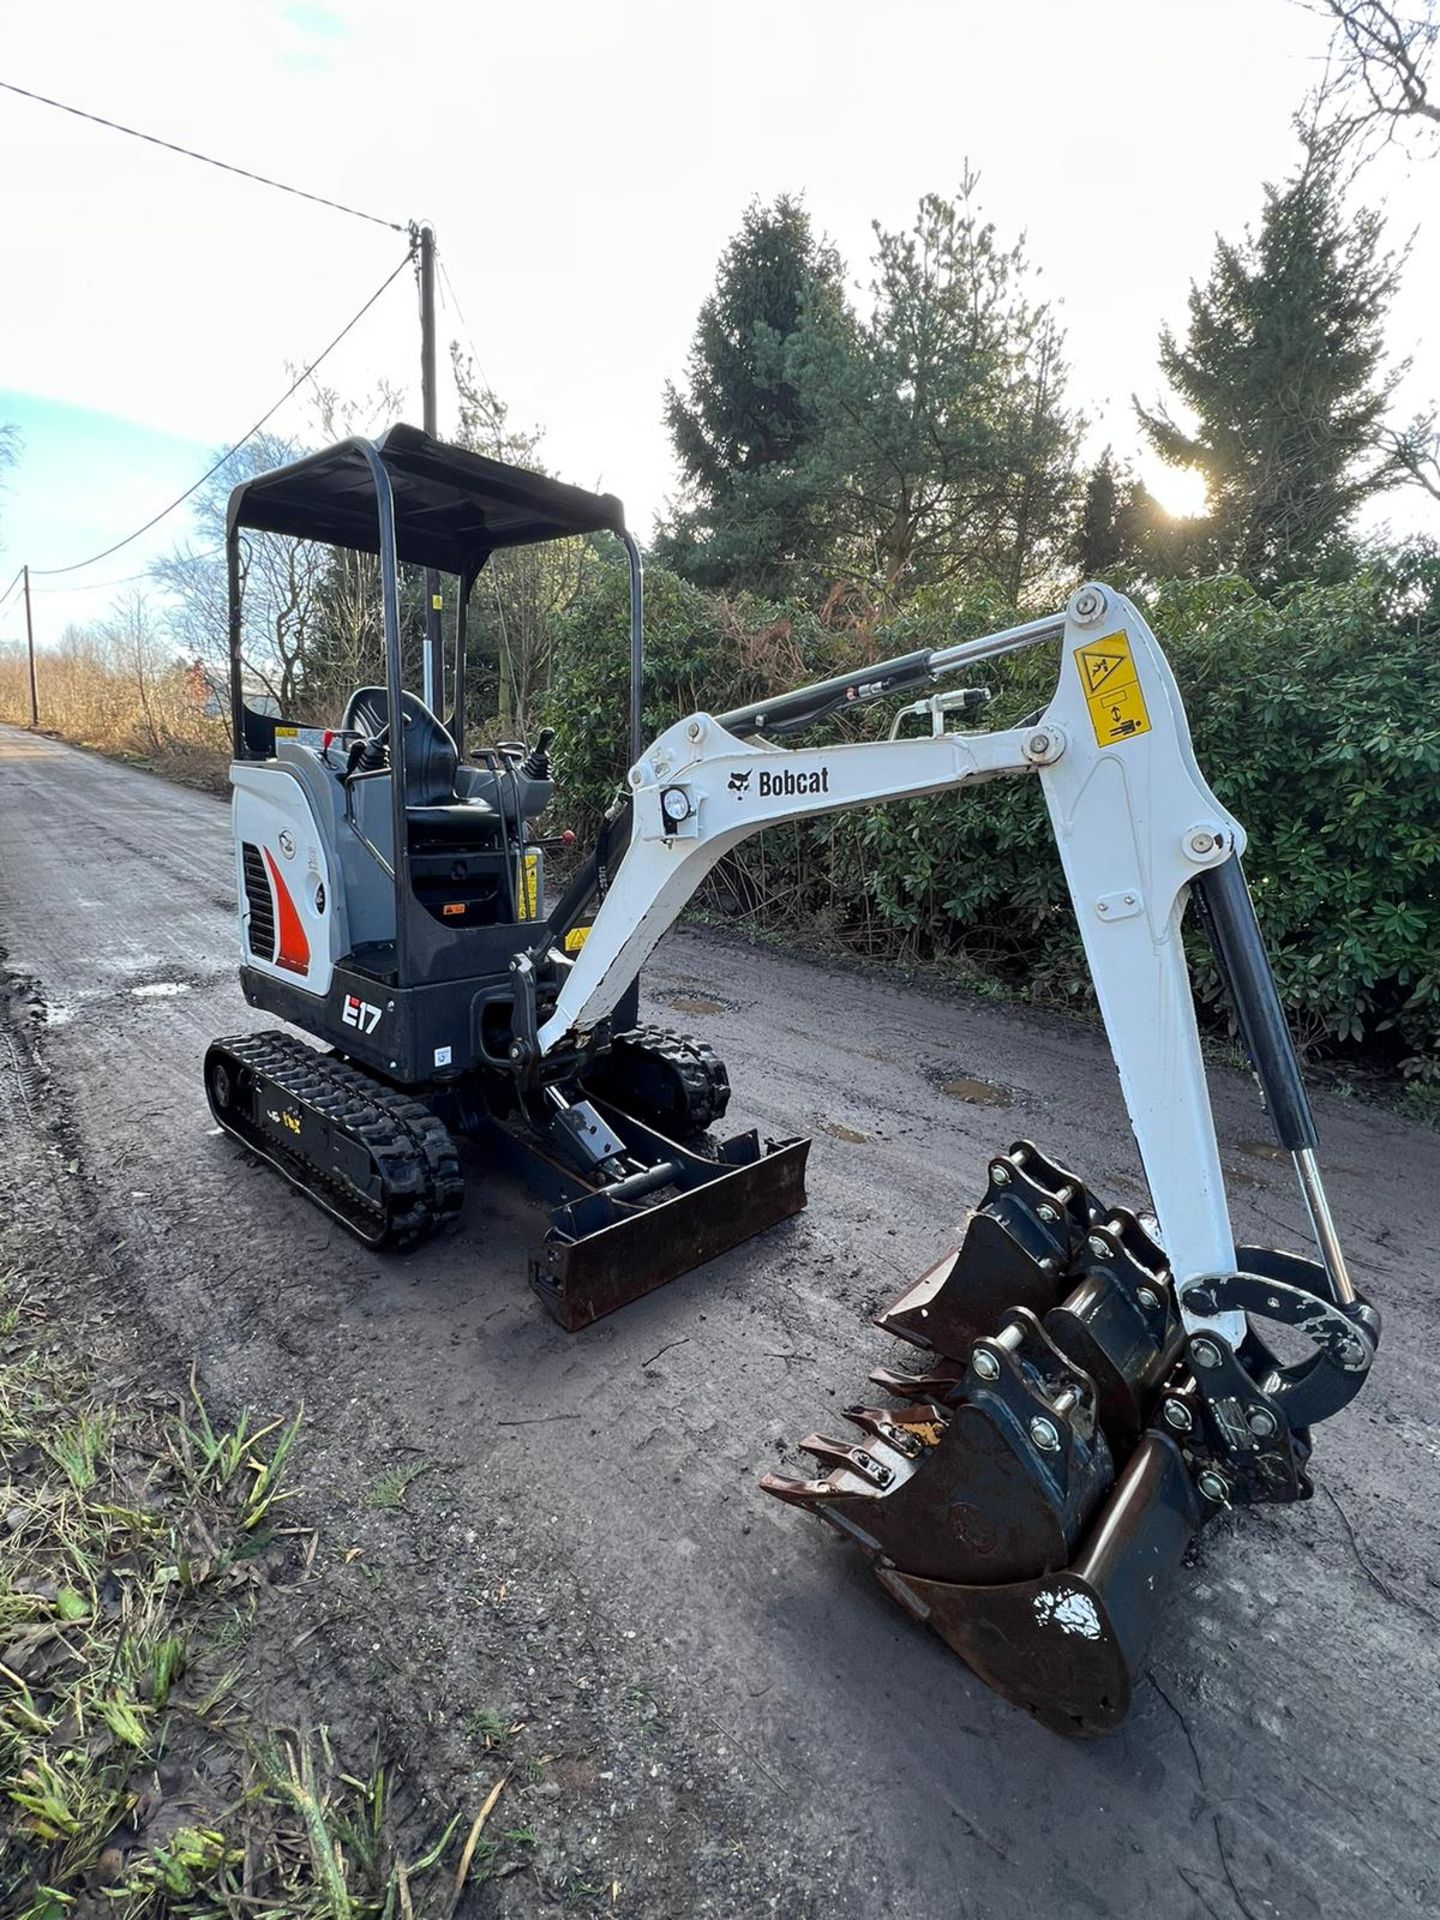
(547, 554), (1440, 1080)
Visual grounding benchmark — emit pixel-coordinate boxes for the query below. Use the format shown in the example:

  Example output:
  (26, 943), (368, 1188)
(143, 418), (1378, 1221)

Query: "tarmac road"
(2, 721), (1438, 1919)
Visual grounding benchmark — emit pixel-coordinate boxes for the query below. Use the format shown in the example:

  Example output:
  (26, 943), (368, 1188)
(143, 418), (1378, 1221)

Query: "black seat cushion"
(406, 802), (499, 846)
(341, 687), (458, 808)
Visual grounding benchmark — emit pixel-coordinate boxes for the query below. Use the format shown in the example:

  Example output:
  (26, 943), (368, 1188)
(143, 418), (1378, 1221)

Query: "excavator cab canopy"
(226, 422), (626, 575)
(222, 424), (645, 994)
(223, 421), (644, 770)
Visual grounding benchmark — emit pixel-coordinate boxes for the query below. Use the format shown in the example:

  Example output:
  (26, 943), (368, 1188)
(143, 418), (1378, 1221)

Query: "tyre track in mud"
(2, 722), (1439, 1919)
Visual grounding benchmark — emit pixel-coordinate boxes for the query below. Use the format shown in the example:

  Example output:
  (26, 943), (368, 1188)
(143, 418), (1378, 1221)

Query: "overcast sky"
(2, 0), (1436, 644)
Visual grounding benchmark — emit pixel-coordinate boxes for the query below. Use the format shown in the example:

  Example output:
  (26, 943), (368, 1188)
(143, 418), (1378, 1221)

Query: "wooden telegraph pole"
(22, 564), (38, 729)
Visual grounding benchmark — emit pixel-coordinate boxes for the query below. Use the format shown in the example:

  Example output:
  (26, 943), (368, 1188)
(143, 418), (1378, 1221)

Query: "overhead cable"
(0, 78), (404, 231)
(31, 248), (414, 578)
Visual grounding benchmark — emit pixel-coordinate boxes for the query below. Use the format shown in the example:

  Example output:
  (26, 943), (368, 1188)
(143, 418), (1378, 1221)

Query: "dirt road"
(2, 721), (1438, 1918)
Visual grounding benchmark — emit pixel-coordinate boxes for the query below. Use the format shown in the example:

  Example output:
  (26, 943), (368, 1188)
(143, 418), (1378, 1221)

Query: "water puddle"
(662, 992), (732, 1017)
(928, 1068), (1013, 1108)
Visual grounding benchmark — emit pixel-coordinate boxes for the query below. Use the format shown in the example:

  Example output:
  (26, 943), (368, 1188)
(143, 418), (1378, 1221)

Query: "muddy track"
(2, 721), (1438, 1918)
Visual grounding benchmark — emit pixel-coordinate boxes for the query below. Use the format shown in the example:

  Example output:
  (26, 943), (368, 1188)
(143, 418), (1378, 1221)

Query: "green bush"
(547, 552), (1440, 1079)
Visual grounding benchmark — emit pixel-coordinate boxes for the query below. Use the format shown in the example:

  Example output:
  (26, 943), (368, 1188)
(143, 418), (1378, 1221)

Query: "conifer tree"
(1136, 149), (1408, 586)
(659, 197), (846, 590)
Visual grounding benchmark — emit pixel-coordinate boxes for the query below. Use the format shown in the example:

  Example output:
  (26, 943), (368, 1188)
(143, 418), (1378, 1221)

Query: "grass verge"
(0, 1267), (498, 1919)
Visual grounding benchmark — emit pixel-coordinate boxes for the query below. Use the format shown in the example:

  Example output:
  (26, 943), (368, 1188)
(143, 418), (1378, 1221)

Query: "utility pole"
(417, 221), (443, 717)
(22, 565), (38, 729)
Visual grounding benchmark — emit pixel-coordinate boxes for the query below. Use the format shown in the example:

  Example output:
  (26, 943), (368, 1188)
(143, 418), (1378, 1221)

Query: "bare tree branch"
(1380, 421), (1440, 498)
(1305, 2), (1439, 154)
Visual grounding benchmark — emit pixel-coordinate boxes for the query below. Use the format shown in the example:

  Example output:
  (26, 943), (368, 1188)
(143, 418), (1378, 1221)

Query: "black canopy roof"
(226, 423), (627, 575)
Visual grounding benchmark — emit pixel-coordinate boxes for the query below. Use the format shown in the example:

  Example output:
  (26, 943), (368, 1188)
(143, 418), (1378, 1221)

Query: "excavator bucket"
(763, 1141), (1378, 1736)
(874, 1432), (1202, 1736)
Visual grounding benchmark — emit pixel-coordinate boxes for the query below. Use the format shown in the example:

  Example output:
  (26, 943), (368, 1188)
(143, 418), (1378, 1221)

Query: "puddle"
(927, 1068), (1013, 1108)
(662, 993), (732, 1017)
(822, 1122), (870, 1145)
(129, 982), (192, 1000)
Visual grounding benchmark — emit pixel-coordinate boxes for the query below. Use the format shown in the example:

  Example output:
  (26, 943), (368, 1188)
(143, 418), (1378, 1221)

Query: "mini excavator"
(209, 425), (1379, 1734)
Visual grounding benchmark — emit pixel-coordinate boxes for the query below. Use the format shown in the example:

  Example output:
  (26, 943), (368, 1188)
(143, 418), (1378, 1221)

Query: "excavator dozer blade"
(874, 1431), (1202, 1737)
(529, 1128), (810, 1332)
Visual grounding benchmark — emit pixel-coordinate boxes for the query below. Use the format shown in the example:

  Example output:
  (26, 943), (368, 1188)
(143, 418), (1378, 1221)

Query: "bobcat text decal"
(758, 767), (830, 798)
(729, 766), (832, 800)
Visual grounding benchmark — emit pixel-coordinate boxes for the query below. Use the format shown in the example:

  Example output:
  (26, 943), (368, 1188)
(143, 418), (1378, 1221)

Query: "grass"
(364, 1460), (434, 1511)
(0, 1271), (499, 1917)
(464, 1708), (523, 1751)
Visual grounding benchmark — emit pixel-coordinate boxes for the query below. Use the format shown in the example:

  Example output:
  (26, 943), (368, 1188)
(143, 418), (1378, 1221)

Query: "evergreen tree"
(1000, 316), (1081, 601)
(658, 196), (847, 591)
(790, 176), (1079, 603)
(1072, 449), (1125, 576)
(1136, 149), (1408, 587)
(1069, 448), (1169, 580)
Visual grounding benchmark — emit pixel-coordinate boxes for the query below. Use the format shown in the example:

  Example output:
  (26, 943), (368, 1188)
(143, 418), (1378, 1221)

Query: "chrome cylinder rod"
(1293, 1147), (1357, 1306)
(930, 612), (1067, 675)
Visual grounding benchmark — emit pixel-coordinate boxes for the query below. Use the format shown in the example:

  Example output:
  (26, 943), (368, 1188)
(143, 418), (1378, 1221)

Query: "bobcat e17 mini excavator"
(209, 424), (1380, 1735)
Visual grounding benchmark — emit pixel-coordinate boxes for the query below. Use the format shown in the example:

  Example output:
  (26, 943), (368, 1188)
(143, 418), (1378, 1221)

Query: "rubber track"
(206, 1031), (463, 1250)
(587, 1025), (732, 1137)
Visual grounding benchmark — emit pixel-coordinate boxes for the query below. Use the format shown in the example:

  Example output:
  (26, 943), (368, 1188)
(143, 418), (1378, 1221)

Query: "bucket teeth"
(841, 1404), (946, 1456)
(796, 1434), (902, 1489)
(867, 1361), (968, 1405)
(763, 1312), (1113, 1588)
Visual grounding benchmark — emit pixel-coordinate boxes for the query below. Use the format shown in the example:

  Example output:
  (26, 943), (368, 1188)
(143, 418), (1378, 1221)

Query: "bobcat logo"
(728, 770), (752, 796)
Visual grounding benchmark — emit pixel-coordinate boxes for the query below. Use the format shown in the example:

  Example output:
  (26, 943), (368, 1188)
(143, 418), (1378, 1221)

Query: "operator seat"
(341, 687), (497, 845)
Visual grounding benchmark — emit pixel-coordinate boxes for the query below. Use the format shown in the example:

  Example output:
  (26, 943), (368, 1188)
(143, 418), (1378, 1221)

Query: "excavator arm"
(542, 583), (1291, 1321)
(539, 582), (1380, 1735)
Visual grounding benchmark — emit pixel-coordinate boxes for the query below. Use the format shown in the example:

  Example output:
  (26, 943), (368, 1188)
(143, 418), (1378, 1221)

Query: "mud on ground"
(2, 722), (1440, 1918)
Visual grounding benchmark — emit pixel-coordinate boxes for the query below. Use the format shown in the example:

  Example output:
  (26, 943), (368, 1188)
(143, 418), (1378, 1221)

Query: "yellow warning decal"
(563, 925), (590, 953)
(518, 850), (541, 919)
(1076, 632), (1152, 747)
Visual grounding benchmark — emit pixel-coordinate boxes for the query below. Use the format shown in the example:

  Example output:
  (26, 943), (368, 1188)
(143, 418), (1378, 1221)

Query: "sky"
(1, 0), (1436, 647)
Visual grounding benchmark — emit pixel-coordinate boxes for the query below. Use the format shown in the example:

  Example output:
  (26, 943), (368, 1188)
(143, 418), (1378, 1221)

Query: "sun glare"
(1143, 462), (1210, 521)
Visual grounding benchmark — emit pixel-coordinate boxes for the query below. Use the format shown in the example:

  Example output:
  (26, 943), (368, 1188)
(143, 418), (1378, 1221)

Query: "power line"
(0, 567), (22, 614)
(0, 78), (404, 232)
(28, 546), (225, 594)
(31, 248), (414, 578)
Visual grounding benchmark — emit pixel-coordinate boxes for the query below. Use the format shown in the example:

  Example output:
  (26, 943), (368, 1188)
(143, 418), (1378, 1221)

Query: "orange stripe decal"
(263, 847), (311, 976)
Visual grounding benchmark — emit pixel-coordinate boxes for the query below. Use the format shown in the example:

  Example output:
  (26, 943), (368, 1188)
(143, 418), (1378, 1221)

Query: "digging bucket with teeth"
(764, 1138), (1380, 1737)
